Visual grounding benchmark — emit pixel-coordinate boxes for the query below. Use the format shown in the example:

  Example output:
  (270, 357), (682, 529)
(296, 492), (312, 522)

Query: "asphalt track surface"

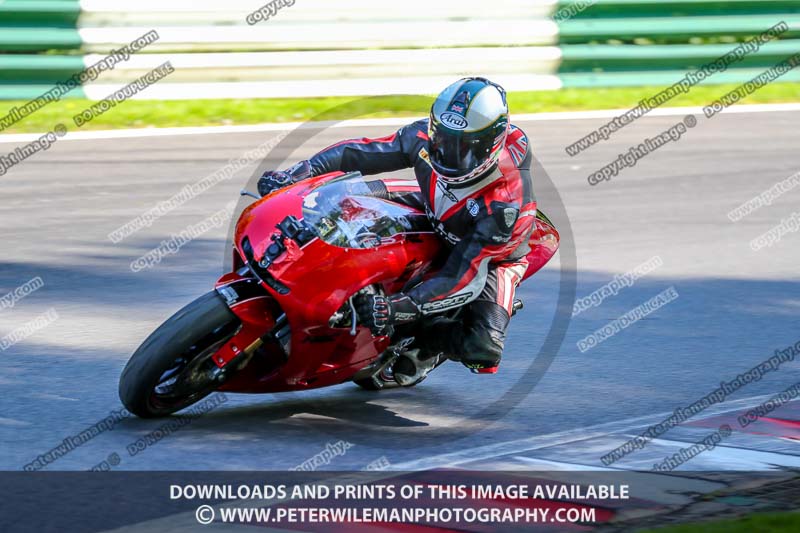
(1, 107), (799, 473)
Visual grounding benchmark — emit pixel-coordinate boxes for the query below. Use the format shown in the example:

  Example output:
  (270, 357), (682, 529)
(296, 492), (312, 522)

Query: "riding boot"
(392, 317), (462, 386)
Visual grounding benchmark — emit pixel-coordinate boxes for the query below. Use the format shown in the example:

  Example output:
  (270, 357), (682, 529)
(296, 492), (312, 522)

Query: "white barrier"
(75, 0), (561, 99)
(79, 19), (558, 53)
(83, 74), (564, 100)
(78, 0), (557, 25)
(82, 47), (562, 82)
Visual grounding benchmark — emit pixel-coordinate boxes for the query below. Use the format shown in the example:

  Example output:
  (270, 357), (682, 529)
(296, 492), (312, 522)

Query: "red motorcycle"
(119, 171), (560, 418)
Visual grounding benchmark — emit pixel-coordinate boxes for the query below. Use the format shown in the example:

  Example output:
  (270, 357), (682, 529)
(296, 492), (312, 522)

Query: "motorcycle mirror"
(240, 189), (261, 200)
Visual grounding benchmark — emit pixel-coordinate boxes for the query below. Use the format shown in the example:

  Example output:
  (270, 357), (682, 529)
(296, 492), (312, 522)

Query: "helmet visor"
(428, 120), (505, 179)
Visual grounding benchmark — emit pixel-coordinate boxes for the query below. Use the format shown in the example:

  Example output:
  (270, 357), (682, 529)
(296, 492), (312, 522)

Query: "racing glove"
(257, 160), (314, 197)
(257, 170), (294, 197)
(354, 293), (420, 336)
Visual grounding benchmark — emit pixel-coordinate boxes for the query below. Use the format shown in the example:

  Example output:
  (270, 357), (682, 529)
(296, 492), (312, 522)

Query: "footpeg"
(512, 299), (524, 317)
(393, 349), (440, 387)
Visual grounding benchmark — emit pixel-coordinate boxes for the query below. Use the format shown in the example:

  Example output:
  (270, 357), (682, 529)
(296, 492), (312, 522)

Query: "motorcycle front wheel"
(119, 291), (240, 418)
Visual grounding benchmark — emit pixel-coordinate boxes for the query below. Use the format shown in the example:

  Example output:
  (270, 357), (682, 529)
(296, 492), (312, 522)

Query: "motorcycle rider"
(258, 77), (536, 385)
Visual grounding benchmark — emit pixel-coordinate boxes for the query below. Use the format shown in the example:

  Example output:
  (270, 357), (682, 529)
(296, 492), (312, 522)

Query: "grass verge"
(642, 511), (800, 533)
(0, 82), (797, 134)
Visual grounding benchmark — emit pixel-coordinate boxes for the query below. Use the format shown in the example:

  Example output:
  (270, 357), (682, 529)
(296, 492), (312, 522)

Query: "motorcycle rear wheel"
(119, 291), (240, 418)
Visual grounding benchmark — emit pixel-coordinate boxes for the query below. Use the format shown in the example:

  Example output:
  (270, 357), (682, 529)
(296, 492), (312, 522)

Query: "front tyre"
(119, 292), (241, 418)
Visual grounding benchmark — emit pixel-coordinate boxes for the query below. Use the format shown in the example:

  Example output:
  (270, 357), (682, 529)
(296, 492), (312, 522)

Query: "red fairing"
(218, 172), (440, 393)
(206, 171), (557, 394)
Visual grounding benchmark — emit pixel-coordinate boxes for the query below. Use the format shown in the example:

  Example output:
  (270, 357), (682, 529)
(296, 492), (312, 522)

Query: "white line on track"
(1, 103), (799, 144)
(509, 456), (619, 471)
(0, 417), (31, 427)
(94, 394), (793, 531)
(386, 392), (786, 471)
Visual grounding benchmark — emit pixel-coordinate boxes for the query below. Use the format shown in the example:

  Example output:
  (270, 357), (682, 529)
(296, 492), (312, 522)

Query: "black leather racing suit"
(283, 119), (537, 371)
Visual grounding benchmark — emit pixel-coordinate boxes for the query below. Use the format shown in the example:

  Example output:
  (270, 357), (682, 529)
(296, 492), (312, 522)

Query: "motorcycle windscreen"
(302, 173), (429, 249)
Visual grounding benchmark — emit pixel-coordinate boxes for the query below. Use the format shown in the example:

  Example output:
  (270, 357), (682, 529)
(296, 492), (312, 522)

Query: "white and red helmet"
(428, 77), (510, 184)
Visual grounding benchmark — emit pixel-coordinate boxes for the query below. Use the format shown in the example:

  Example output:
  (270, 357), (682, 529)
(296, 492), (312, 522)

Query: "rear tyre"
(119, 292), (241, 418)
